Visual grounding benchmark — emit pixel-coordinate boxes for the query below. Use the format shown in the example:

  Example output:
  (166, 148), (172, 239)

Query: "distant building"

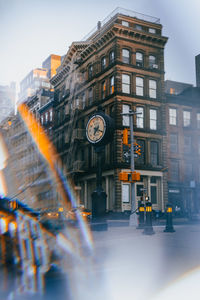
(42, 54), (61, 80)
(165, 80), (193, 95)
(0, 82), (16, 122)
(166, 86), (200, 216)
(18, 54), (61, 103)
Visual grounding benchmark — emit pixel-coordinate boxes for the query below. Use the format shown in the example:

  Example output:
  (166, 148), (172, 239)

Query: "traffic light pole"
(129, 110), (137, 226)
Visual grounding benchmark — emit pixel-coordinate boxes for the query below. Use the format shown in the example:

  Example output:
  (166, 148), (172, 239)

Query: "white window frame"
(122, 104), (130, 126)
(136, 77), (144, 96)
(136, 107), (144, 128)
(169, 108), (177, 125)
(149, 79), (157, 99)
(122, 74), (130, 94)
(150, 109), (157, 130)
(183, 111), (191, 127)
(122, 49), (130, 64)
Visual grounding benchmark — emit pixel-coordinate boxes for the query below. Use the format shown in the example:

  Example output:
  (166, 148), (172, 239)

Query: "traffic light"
(123, 128), (128, 145)
(134, 143), (141, 155)
(132, 171), (141, 181)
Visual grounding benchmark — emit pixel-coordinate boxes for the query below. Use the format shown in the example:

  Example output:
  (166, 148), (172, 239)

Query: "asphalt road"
(88, 223), (200, 300)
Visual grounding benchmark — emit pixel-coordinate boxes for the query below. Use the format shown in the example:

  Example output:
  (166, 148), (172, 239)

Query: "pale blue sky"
(1, 0), (200, 87)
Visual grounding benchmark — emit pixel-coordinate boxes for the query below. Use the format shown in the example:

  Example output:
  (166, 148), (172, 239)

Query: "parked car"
(66, 206), (92, 223)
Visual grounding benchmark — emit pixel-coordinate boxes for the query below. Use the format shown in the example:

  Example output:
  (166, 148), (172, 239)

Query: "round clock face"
(86, 115), (106, 144)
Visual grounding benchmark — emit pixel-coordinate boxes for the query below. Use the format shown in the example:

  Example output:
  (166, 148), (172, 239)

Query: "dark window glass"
(151, 186), (157, 204)
(150, 141), (159, 166)
(170, 134), (178, 153)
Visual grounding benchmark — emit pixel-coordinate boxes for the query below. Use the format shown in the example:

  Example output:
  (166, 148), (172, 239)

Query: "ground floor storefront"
(76, 169), (165, 214)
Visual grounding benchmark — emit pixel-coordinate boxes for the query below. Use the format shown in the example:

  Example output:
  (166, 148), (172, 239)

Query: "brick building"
(50, 8), (168, 213)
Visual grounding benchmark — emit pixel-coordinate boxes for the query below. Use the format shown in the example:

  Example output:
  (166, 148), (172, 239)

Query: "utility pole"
(121, 109), (141, 227)
(129, 109), (137, 226)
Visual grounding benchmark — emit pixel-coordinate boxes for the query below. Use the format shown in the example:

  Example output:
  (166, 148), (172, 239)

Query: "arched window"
(109, 50), (115, 64)
(122, 49), (130, 64)
(149, 55), (157, 68)
(136, 52), (143, 67)
(136, 77), (144, 96)
(101, 57), (106, 71)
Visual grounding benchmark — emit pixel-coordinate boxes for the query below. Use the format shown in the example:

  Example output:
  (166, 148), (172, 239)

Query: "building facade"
(166, 86), (200, 217)
(51, 8), (168, 213)
(0, 82), (16, 123)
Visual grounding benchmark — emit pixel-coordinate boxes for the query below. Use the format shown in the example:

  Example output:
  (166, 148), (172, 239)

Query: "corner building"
(51, 8), (168, 213)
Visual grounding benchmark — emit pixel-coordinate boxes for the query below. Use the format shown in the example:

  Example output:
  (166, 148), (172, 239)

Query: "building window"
(102, 81), (106, 99)
(109, 50), (115, 64)
(149, 79), (157, 98)
(41, 115), (44, 125)
(101, 57), (106, 71)
(197, 113), (200, 129)
(170, 160), (179, 181)
(169, 108), (177, 125)
(136, 77), (144, 96)
(137, 139), (145, 164)
(122, 49), (130, 64)
(183, 136), (191, 153)
(184, 162), (192, 181)
(88, 65), (93, 79)
(82, 93), (86, 108)
(150, 109), (157, 130)
(136, 52), (143, 67)
(183, 111), (191, 127)
(136, 107), (144, 128)
(149, 28), (156, 34)
(122, 20), (129, 27)
(110, 76), (114, 94)
(49, 109), (53, 122)
(170, 134), (178, 153)
(45, 112), (48, 123)
(122, 104), (130, 126)
(135, 24), (142, 31)
(150, 141), (159, 166)
(88, 88), (93, 105)
(122, 74), (130, 94)
(149, 55), (157, 68)
(151, 186), (157, 204)
(198, 137), (200, 155)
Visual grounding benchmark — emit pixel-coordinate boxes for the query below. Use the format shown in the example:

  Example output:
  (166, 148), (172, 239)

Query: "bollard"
(164, 203), (175, 232)
(137, 204), (145, 229)
(143, 202), (155, 235)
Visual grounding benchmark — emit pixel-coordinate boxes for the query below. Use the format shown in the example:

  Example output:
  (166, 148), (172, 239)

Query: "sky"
(1, 0), (200, 89)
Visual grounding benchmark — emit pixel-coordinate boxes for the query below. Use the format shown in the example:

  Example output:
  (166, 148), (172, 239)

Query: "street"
(88, 222), (200, 300)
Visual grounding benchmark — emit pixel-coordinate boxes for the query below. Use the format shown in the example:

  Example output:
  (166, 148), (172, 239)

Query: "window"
(101, 57), (106, 71)
(109, 51), (115, 64)
(150, 109), (157, 130)
(183, 111), (191, 127)
(149, 28), (156, 34)
(110, 76), (114, 94)
(169, 108), (177, 125)
(45, 112), (48, 123)
(122, 104), (130, 126)
(41, 115), (44, 125)
(198, 137), (200, 155)
(122, 74), (130, 94)
(135, 24), (142, 30)
(122, 49), (130, 64)
(170, 134), (178, 153)
(150, 141), (159, 166)
(184, 162), (192, 181)
(151, 186), (157, 204)
(88, 88), (93, 105)
(82, 93), (86, 108)
(137, 139), (145, 164)
(122, 20), (129, 27)
(49, 109), (53, 121)
(88, 65), (93, 79)
(102, 81), (106, 99)
(149, 55), (156, 68)
(136, 107), (144, 128)
(184, 136), (191, 153)
(197, 113), (200, 129)
(170, 160), (179, 181)
(136, 77), (144, 96)
(136, 52), (143, 67)
(149, 80), (157, 98)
